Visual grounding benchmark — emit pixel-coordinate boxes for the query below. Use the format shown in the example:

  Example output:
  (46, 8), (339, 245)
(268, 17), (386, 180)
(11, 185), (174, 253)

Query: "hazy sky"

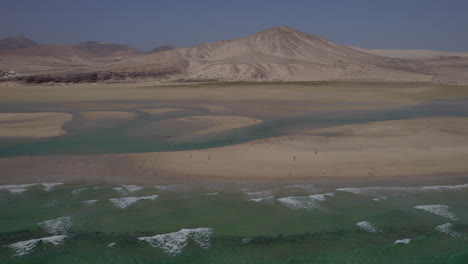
(1, 0), (467, 52)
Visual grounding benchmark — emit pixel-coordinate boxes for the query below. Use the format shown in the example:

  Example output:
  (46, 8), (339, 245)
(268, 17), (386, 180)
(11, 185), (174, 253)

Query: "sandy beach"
(1, 81), (467, 185)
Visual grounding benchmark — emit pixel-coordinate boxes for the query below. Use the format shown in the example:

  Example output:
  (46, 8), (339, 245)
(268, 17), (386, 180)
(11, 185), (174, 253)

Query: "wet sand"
(1, 81), (468, 185)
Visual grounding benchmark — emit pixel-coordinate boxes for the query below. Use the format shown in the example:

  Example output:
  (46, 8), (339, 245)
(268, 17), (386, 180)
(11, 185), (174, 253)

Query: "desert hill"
(148, 44), (176, 53)
(103, 26), (431, 82)
(0, 39), (142, 73)
(77, 41), (143, 57)
(349, 46), (468, 59)
(1, 27), (466, 83)
(0, 36), (40, 51)
(0, 44), (98, 73)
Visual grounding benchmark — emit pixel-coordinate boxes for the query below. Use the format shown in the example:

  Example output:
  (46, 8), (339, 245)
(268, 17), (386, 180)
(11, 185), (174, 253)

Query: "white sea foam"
(113, 185), (144, 195)
(83, 200), (99, 205)
(242, 238), (252, 244)
(154, 184), (179, 191)
(371, 196), (389, 202)
(107, 242), (117, 248)
(72, 188), (87, 196)
(394, 238), (411, 245)
(1, 183), (63, 193)
(41, 183), (63, 191)
(203, 192), (220, 196)
(435, 223), (463, 238)
(277, 193), (334, 210)
(356, 221), (381, 232)
(337, 183), (468, 196)
(38, 216), (73, 235)
(9, 188), (28, 194)
(0, 184), (36, 194)
(138, 228), (213, 256)
(248, 196), (274, 204)
(414, 205), (458, 220)
(243, 190), (273, 199)
(109, 195), (159, 209)
(8, 235), (67, 257)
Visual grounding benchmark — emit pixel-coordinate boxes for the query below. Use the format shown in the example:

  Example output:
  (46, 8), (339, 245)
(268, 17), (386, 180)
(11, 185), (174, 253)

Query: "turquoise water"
(1, 99), (467, 157)
(1, 182), (467, 263)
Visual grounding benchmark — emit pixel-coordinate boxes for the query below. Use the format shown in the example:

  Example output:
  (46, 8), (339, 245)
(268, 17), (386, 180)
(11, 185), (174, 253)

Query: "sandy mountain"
(148, 44), (176, 53)
(0, 36), (40, 51)
(0, 44), (96, 73)
(349, 46), (468, 59)
(77, 41), (143, 57)
(104, 26), (431, 82)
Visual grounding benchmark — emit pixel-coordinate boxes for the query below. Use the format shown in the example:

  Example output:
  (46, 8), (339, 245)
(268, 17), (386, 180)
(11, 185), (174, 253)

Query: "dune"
(0, 112), (72, 138)
(138, 108), (185, 116)
(80, 111), (137, 120)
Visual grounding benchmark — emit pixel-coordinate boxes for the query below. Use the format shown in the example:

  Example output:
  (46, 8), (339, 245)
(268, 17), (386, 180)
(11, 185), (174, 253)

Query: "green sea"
(1, 182), (468, 263)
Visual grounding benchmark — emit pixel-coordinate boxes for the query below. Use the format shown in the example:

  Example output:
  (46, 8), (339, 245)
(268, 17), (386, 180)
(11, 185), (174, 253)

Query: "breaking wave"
(356, 221), (381, 232)
(414, 205), (458, 220)
(8, 235), (67, 257)
(37, 216), (73, 235)
(109, 195), (159, 209)
(337, 183), (468, 197)
(248, 196), (274, 204)
(83, 199), (99, 205)
(0, 183), (63, 194)
(394, 238), (411, 245)
(435, 223), (463, 237)
(113, 185), (144, 195)
(138, 228), (213, 256)
(277, 193), (334, 210)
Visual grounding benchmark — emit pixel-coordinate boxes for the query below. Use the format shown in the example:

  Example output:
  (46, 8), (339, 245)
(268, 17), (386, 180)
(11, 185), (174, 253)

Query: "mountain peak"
(0, 36), (40, 51)
(76, 41), (142, 57)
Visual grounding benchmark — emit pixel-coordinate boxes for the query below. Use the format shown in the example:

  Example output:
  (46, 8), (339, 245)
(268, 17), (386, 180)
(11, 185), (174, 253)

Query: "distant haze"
(1, 0), (467, 52)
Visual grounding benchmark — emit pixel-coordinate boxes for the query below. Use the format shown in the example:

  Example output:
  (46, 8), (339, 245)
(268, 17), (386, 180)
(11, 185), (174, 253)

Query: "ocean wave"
(337, 183), (468, 196)
(107, 242), (117, 248)
(0, 184), (36, 194)
(138, 227), (213, 256)
(394, 238), (411, 245)
(109, 195), (159, 209)
(244, 190), (273, 199)
(202, 192), (220, 196)
(8, 235), (67, 257)
(277, 193), (334, 210)
(0, 183), (63, 193)
(414, 205), (458, 220)
(371, 196), (389, 202)
(113, 185), (144, 195)
(83, 199), (99, 205)
(154, 184), (180, 191)
(41, 183), (63, 191)
(356, 221), (381, 232)
(242, 238), (252, 244)
(435, 223), (463, 238)
(72, 187), (100, 196)
(248, 196), (274, 204)
(38, 216), (73, 235)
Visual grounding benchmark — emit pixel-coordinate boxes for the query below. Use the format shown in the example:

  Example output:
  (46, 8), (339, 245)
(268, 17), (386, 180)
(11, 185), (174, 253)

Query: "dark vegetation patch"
(3, 70), (181, 84)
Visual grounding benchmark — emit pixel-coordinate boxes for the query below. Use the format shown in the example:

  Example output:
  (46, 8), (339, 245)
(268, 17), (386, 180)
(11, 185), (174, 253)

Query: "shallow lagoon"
(1, 99), (468, 157)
